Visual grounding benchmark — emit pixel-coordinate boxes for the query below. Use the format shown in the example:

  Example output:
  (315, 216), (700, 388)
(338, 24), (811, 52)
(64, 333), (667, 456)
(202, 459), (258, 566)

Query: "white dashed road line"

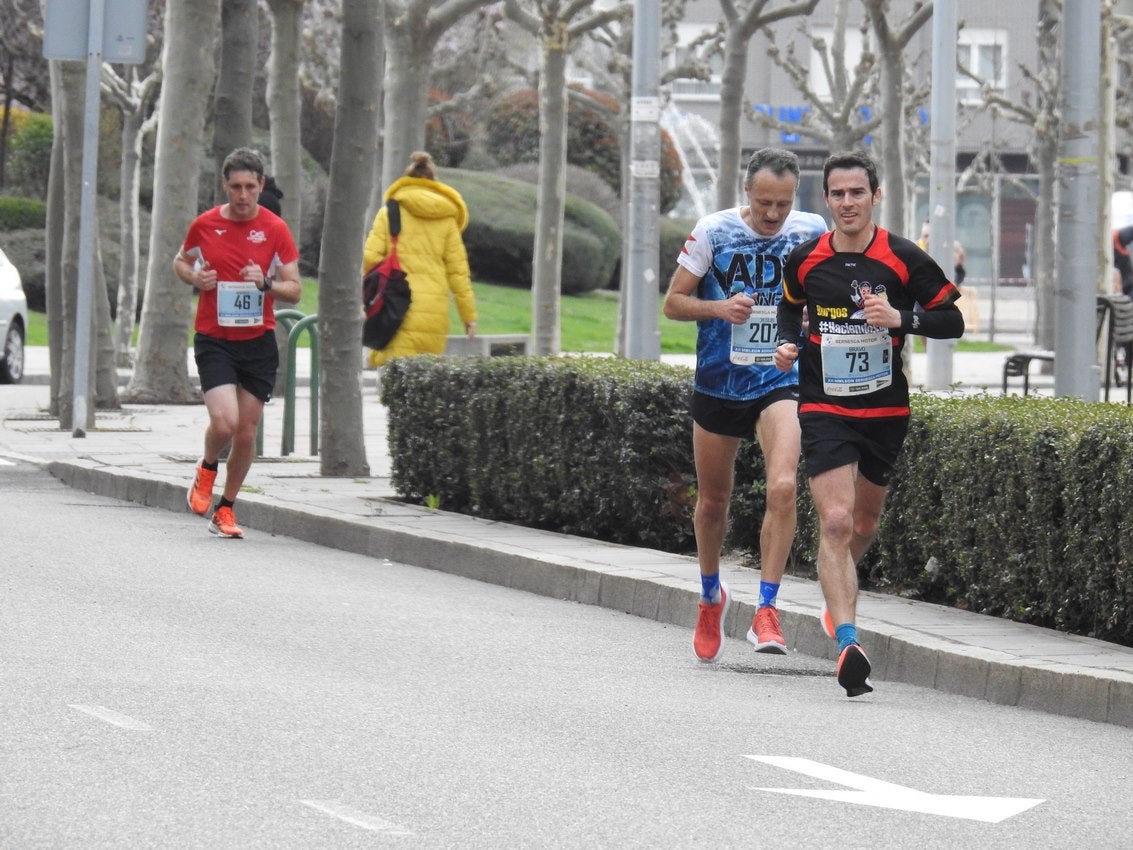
(300, 800), (415, 836)
(68, 704), (154, 731)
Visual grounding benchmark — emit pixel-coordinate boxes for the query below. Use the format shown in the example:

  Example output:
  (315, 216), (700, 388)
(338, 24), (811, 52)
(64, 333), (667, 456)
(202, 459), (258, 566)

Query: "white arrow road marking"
(301, 800), (414, 836)
(68, 704), (153, 731)
(745, 756), (1044, 824)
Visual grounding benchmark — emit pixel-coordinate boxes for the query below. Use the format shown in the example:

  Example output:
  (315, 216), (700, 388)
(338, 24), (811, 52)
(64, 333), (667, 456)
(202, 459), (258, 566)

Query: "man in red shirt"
(173, 147), (302, 538)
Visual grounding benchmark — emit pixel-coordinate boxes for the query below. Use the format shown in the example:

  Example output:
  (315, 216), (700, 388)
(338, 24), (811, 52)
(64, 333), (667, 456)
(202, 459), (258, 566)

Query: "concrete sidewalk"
(3, 347), (1132, 729)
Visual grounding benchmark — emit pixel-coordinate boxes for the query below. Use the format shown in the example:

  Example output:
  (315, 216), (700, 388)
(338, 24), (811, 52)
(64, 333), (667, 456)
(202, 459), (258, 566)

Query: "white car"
(0, 247), (27, 383)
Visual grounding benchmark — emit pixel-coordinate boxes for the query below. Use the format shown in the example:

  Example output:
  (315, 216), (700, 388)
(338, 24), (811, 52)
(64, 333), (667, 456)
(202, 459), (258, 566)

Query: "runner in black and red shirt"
(774, 150), (963, 697)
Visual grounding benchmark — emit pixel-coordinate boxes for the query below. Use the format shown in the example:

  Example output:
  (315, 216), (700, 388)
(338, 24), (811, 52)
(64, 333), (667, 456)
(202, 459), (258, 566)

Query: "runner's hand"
(721, 292), (755, 324)
(773, 342), (798, 372)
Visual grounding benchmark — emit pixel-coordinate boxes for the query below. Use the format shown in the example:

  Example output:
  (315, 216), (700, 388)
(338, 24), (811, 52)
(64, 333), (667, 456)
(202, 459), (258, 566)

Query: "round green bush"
(484, 86), (684, 215)
(444, 167), (621, 294)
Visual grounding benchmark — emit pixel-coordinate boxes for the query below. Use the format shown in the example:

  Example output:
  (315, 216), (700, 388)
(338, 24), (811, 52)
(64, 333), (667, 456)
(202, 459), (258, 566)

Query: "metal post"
(925, 0), (957, 389)
(71, 0), (106, 437)
(624, 0), (661, 360)
(1055, 0), (1102, 399)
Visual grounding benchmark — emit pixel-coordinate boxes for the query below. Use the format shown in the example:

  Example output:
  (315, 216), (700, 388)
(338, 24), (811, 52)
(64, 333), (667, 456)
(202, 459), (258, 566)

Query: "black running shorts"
(799, 413), (910, 486)
(194, 331), (279, 402)
(690, 386), (799, 439)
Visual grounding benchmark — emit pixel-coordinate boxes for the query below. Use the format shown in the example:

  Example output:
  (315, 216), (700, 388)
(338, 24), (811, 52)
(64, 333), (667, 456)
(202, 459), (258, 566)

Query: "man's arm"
(173, 250), (216, 292)
(266, 259), (302, 305)
(663, 265), (753, 324)
(860, 292), (964, 339)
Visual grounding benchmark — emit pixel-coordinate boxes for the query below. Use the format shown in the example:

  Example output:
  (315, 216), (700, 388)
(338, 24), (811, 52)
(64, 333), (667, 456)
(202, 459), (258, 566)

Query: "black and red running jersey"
(781, 226), (961, 419)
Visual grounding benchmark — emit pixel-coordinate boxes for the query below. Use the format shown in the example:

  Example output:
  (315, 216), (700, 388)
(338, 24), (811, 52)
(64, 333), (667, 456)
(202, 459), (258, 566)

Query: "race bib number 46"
(216, 280), (264, 327)
(730, 304), (778, 366)
(819, 329), (892, 396)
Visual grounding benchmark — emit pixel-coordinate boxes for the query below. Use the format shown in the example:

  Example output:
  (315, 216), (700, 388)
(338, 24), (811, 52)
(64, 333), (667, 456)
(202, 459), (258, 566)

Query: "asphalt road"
(3, 459), (1132, 849)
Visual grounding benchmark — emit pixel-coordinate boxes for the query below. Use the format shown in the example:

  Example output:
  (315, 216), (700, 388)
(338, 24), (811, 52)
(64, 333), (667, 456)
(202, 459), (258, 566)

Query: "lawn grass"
(24, 277), (1009, 355)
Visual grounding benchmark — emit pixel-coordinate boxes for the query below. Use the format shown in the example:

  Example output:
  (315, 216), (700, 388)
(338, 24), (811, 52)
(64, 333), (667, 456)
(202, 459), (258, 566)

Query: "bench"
(444, 333), (530, 357)
(1102, 293), (1133, 403)
(1006, 294), (1128, 401)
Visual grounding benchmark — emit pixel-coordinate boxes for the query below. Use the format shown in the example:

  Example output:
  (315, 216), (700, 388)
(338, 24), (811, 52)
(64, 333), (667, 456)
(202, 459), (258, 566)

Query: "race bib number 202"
(730, 304), (778, 366)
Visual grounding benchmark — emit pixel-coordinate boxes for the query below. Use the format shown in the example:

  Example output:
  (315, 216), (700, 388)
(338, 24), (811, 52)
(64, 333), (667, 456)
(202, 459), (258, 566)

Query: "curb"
(45, 459), (1133, 729)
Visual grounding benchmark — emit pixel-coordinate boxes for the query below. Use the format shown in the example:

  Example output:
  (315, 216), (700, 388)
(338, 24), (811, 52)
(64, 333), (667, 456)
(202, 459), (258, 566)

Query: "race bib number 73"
(819, 329), (892, 396)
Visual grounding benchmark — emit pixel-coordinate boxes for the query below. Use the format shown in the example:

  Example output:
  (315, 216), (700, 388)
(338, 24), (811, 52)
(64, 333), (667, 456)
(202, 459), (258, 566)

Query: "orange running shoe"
(746, 606), (787, 654)
(836, 644), (873, 697)
(187, 462), (217, 516)
(208, 505), (244, 539)
(692, 580), (730, 663)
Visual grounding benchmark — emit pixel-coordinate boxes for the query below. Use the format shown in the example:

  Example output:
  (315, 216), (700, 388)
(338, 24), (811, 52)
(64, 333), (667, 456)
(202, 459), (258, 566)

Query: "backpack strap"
(387, 199), (401, 239)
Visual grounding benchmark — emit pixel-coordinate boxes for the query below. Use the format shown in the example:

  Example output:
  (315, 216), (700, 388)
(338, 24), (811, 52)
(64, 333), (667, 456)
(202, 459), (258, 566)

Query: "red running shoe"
(692, 580), (730, 663)
(747, 606), (787, 654)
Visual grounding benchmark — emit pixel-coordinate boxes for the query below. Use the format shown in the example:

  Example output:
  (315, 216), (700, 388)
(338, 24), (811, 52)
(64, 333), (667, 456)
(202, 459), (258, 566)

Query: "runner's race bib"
(730, 304), (778, 365)
(216, 280), (264, 327)
(819, 328), (892, 396)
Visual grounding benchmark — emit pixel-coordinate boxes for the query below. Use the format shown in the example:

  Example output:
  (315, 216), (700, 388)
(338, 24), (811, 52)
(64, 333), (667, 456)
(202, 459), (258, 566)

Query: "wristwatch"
(261, 277), (273, 292)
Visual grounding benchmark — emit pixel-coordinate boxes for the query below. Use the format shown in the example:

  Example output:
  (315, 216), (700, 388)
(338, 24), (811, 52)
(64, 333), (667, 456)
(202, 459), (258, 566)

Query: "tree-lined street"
(3, 458), (1132, 847)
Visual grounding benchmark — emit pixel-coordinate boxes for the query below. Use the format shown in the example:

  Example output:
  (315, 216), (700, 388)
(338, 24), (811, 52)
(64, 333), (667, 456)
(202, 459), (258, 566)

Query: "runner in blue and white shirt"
(663, 147), (826, 664)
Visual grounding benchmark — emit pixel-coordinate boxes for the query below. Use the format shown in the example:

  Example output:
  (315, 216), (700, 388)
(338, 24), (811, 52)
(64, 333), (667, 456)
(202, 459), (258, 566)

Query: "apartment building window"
(669, 24), (722, 100)
(958, 29), (1007, 102)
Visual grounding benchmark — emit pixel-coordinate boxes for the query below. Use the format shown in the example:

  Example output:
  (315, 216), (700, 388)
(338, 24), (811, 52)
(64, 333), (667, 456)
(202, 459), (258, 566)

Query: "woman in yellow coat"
(363, 151), (477, 366)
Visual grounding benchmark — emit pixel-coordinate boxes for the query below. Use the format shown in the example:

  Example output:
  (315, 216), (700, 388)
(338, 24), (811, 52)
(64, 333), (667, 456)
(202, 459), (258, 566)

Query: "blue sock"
(758, 580), (780, 608)
(700, 572), (721, 604)
(835, 623), (859, 653)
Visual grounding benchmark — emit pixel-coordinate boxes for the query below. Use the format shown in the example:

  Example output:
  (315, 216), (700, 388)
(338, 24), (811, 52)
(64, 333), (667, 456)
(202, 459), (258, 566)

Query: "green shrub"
(6, 112), (53, 200)
(484, 86), (684, 215)
(382, 359), (1133, 648)
(381, 355), (697, 552)
(444, 167), (621, 294)
(0, 195), (47, 230)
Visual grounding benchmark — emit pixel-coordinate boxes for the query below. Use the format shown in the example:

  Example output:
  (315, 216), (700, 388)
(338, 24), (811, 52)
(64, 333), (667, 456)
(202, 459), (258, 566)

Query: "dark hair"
(258, 175), (284, 215)
(743, 147), (800, 188)
(221, 147), (266, 181)
(404, 150), (436, 180)
(822, 150), (880, 194)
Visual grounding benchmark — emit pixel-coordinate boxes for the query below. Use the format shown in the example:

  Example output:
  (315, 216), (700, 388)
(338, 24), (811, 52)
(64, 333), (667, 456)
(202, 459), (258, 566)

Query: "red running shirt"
(182, 207), (299, 340)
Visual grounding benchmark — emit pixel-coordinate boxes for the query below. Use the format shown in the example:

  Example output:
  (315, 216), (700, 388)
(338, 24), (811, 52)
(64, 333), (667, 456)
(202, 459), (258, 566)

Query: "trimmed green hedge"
(381, 357), (1133, 647)
(444, 168), (621, 295)
(0, 195), (47, 231)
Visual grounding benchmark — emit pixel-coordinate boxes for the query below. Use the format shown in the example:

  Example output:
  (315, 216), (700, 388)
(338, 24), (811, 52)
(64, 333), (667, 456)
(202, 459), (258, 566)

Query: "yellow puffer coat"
(362, 176), (477, 366)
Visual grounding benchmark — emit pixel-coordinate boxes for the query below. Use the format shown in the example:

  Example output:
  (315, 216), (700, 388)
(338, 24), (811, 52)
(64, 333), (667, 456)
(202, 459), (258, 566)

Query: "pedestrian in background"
(663, 147), (826, 664)
(175, 147), (302, 539)
(1112, 225), (1133, 295)
(775, 150), (963, 696)
(362, 151), (477, 368)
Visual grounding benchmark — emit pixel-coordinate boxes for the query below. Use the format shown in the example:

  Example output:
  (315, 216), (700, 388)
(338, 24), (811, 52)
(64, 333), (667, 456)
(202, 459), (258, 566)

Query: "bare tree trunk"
(863, 0), (934, 235)
(266, 0), (304, 244)
(1035, 135), (1058, 350)
(317, 0), (383, 477)
(380, 3), (434, 190)
(380, 0), (493, 190)
(212, 0), (258, 201)
(126, 0), (220, 404)
(45, 60), (65, 414)
(113, 102), (145, 366)
(713, 0), (820, 209)
(531, 24), (568, 355)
